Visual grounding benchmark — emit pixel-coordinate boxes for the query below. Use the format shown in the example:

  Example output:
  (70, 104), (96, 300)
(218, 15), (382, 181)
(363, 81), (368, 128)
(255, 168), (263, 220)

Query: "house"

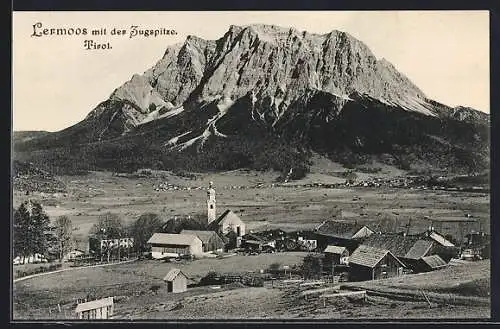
(164, 268), (188, 293)
(361, 231), (457, 272)
(461, 232), (490, 260)
(180, 230), (225, 253)
(313, 220), (374, 251)
(349, 245), (405, 281)
(324, 245), (349, 265)
(75, 297), (114, 319)
(147, 233), (203, 259)
(64, 249), (85, 262)
(208, 210), (246, 238)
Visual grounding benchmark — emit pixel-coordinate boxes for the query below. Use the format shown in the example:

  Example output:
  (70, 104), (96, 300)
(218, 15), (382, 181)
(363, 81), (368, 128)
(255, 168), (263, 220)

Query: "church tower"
(207, 181), (216, 225)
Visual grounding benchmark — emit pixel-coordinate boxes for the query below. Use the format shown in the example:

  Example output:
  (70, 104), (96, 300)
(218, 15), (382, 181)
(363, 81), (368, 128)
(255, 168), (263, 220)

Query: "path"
(13, 258), (138, 283)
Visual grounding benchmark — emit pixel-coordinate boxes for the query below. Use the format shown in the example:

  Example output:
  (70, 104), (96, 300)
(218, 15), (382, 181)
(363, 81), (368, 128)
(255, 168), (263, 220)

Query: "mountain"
(13, 24), (490, 177)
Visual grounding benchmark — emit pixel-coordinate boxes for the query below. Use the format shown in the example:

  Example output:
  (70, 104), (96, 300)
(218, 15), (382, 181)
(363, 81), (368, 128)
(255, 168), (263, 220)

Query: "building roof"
(429, 232), (455, 247)
(324, 245), (347, 254)
(180, 230), (221, 245)
(421, 255), (448, 269)
(163, 268), (186, 281)
(404, 239), (434, 259)
(147, 233), (200, 246)
(349, 245), (404, 268)
(314, 220), (367, 239)
(75, 297), (113, 313)
(362, 233), (424, 258)
(207, 210), (243, 231)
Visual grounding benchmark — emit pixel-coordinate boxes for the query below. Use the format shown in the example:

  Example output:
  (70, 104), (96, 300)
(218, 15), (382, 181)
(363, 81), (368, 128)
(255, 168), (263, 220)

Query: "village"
(13, 177), (491, 320)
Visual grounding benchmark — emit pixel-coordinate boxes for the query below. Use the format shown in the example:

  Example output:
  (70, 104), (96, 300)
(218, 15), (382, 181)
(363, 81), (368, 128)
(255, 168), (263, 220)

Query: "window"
(210, 205), (214, 209)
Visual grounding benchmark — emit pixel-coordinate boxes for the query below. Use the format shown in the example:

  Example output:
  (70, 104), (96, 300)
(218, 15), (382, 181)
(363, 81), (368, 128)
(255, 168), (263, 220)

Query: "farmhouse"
(74, 297), (114, 320)
(147, 233), (203, 259)
(313, 220), (374, 251)
(349, 245), (405, 281)
(180, 230), (225, 253)
(164, 268), (188, 293)
(362, 230), (457, 272)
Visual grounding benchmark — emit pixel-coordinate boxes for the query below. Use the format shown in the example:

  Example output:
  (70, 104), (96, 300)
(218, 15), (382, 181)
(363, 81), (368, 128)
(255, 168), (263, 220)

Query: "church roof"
(207, 210), (243, 230)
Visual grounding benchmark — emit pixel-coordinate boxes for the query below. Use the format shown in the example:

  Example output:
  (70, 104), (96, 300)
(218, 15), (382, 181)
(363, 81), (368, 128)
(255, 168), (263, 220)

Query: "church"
(205, 181), (246, 239)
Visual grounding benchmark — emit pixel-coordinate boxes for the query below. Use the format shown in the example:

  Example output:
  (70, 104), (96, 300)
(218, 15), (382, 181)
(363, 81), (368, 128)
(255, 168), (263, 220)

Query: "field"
(12, 163), (491, 320)
(12, 166), (490, 250)
(14, 255), (490, 320)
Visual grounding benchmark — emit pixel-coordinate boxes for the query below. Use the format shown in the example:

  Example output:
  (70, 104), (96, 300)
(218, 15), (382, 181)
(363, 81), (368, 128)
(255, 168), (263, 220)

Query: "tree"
(30, 202), (52, 258)
(13, 201), (52, 263)
(345, 170), (358, 185)
(13, 203), (31, 263)
(53, 216), (75, 262)
(129, 213), (164, 253)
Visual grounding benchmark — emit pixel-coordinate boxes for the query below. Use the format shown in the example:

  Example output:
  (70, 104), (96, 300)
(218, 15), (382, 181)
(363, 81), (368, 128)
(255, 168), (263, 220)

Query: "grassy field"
(13, 256), (490, 320)
(12, 163), (490, 320)
(12, 168), (490, 250)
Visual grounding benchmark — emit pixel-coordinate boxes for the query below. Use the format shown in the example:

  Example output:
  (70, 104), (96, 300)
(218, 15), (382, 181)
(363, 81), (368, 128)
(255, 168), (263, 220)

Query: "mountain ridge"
(13, 24), (490, 177)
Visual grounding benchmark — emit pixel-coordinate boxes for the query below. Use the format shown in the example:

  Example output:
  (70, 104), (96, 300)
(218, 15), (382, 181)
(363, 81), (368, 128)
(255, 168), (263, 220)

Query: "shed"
(147, 233), (203, 259)
(74, 297), (114, 319)
(420, 255), (448, 271)
(163, 268), (188, 293)
(324, 245), (349, 265)
(349, 245), (405, 282)
(180, 230), (225, 252)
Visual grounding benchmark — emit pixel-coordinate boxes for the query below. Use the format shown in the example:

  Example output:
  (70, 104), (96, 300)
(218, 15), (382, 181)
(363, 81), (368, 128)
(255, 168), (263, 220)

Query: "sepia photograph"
(11, 10), (490, 321)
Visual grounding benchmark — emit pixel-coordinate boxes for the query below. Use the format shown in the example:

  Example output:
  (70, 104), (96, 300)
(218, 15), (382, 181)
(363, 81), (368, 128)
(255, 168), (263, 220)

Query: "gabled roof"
(421, 255), (448, 269)
(324, 245), (347, 254)
(362, 233), (424, 258)
(180, 230), (222, 245)
(207, 210), (243, 231)
(147, 233), (200, 246)
(75, 297), (113, 313)
(349, 245), (405, 268)
(163, 268), (186, 281)
(429, 232), (455, 247)
(404, 239), (434, 259)
(314, 220), (368, 239)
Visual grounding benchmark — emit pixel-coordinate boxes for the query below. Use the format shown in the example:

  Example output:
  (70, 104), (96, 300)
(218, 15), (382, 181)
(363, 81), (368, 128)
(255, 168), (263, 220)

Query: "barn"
(324, 245), (349, 265)
(313, 220), (374, 251)
(74, 297), (114, 319)
(164, 268), (188, 293)
(349, 245), (405, 281)
(147, 233), (203, 259)
(180, 230), (225, 253)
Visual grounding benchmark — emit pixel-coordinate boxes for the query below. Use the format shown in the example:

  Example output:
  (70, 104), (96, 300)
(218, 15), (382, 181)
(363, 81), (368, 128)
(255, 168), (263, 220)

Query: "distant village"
(13, 180), (490, 320)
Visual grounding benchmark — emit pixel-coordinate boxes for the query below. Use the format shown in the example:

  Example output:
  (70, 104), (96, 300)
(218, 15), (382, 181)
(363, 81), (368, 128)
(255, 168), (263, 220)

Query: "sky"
(12, 11), (489, 132)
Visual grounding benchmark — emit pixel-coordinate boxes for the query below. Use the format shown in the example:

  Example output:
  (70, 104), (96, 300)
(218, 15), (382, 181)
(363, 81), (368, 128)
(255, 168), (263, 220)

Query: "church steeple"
(207, 181), (216, 225)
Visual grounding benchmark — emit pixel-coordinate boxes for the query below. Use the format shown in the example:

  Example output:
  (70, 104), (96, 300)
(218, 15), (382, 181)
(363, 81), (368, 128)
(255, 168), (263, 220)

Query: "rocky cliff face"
(14, 24), (490, 175)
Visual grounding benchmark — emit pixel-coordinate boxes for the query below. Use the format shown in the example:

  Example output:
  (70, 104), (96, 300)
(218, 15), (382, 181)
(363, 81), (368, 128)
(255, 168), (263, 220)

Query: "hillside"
(13, 24), (490, 177)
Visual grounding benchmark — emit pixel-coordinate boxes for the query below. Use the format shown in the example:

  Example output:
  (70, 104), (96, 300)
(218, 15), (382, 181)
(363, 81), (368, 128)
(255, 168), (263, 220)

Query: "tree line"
(13, 201), (166, 263)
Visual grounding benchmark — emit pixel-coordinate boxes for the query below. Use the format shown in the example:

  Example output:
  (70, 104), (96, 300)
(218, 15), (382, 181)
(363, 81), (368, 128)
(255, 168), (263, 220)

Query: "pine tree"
(30, 201), (52, 258)
(13, 203), (31, 263)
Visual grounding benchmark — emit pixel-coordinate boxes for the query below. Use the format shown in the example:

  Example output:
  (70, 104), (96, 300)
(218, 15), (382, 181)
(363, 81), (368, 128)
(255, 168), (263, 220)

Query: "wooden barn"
(324, 245), (349, 265)
(147, 233), (203, 259)
(164, 268), (188, 293)
(313, 220), (374, 252)
(362, 231), (457, 273)
(74, 297), (114, 320)
(349, 245), (405, 282)
(180, 230), (225, 253)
